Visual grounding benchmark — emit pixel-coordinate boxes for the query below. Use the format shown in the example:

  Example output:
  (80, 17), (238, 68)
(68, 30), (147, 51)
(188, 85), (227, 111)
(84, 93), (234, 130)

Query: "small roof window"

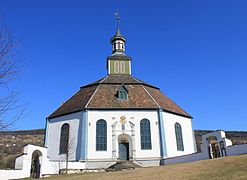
(117, 85), (128, 100)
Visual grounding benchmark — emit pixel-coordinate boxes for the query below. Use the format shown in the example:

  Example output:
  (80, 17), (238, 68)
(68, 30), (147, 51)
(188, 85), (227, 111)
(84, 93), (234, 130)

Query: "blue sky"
(1, 0), (247, 131)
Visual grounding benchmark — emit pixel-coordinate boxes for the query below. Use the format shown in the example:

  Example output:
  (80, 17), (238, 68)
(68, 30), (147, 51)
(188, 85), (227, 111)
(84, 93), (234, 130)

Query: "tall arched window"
(120, 61), (125, 73)
(114, 61), (119, 73)
(96, 119), (107, 151)
(175, 123), (184, 151)
(59, 123), (70, 154)
(140, 119), (152, 150)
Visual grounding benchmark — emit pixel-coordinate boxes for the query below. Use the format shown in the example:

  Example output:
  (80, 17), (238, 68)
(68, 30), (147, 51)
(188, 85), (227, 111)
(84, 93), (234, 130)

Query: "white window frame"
(114, 61), (119, 73)
(120, 61), (125, 73)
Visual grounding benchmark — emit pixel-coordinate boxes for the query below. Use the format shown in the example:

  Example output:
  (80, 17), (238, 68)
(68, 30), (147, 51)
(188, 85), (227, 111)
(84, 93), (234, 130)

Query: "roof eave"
(48, 107), (192, 120)
(161, 109), (193, 119)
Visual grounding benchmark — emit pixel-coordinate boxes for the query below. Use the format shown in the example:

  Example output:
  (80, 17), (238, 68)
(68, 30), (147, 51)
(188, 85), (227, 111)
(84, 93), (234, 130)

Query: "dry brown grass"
(37, 154), (247, 180)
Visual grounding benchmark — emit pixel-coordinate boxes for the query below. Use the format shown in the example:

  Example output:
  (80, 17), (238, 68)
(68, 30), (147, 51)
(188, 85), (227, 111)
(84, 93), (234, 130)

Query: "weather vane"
(114, 11), (120, 29)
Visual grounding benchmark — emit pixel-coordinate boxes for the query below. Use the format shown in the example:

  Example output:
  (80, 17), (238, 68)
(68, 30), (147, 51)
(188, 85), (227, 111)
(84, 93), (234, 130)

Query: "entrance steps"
(106, 161), (142, 172)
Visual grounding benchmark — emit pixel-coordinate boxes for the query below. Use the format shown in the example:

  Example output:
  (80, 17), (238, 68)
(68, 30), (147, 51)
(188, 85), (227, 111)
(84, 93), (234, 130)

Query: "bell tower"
(107, 13), (132, 75)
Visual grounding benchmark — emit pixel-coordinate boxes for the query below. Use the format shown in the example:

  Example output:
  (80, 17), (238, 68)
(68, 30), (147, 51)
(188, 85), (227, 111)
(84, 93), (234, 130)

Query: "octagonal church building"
(45, 25), (197, 169)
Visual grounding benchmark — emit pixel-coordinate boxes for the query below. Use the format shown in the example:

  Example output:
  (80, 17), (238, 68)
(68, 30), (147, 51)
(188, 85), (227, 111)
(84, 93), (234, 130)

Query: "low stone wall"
(135, 159), (160, 167)
(60, 169), (105, 174)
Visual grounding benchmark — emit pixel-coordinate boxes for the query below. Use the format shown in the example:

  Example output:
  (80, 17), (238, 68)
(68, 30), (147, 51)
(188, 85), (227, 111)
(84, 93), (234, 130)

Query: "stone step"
(106, 161), (141, 172)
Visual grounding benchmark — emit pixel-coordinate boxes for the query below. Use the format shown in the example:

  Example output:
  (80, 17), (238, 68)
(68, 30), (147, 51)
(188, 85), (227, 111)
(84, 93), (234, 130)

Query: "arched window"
(113, 43), (116, 51)
(140, 119), (152, 150)
(96, 119), (107, 151)
(117, 42), (120, 49)
(114, 61), (119, 73)
(120, 61), (125, 73)
(59, 123), (70, 154)
(175, 123), (184, 151)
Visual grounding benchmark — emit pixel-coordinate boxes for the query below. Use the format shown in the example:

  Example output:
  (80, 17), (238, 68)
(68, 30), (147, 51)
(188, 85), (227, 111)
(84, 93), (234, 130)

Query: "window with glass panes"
(96, 119), (107, 151)
(59, 123), (70, 154)
(118, 86), (128, 100)
(175, 123), (184, 151)
(140, 119), (152, 150)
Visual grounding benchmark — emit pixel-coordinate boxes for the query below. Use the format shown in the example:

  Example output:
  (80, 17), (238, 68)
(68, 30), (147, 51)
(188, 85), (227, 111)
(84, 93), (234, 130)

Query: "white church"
(6, 21), (247, 179)
(45, 26), (197, 169)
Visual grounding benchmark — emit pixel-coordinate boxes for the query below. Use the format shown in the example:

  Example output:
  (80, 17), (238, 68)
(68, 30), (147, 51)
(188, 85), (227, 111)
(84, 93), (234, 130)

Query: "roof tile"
(48, 75), (192, 119)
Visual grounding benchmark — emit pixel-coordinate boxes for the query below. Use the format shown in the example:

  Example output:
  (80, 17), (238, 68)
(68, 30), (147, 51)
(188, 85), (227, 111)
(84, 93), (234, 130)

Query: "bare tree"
(0, 16), (24, 130)
(59, 124), (75, 175)
(64, 135), (75, 175)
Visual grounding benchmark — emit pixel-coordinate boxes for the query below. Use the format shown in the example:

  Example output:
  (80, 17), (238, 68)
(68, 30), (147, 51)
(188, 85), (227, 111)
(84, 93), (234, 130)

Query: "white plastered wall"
(162, 112), (196, 158)
(87, 110), (161, 161)
(47, 112), (82, 161)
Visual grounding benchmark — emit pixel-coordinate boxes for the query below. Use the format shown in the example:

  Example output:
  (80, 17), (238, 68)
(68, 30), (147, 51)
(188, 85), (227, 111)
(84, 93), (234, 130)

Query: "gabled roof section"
(143, 85), (192, 118)
(48, 85), (98, 119)
(48, 75), (192, 119)
(81, 75), (159, 89)
(118, 84), (128, 92)
(81, 77), (106, 88)
(86, 84), (159, 109)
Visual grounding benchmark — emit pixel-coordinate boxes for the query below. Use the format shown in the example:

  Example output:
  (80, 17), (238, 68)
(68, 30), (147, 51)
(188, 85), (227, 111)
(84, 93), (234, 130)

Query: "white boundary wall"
(0, 144), (86, 180)
(227, 144), (247, 156)
(164, 152), (205, 164)
(164, 130), (247, 165)
(0, 145), (51, 180)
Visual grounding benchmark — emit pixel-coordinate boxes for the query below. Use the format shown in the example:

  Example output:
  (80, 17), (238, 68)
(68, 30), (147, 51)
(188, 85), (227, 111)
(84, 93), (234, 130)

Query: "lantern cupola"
(107, 13), (132, 75)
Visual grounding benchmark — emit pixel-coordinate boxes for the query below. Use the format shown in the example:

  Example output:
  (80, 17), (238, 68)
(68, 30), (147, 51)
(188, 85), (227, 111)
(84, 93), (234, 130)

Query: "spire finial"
(110, 11), (126, 55)
(114, 11), (120, 34)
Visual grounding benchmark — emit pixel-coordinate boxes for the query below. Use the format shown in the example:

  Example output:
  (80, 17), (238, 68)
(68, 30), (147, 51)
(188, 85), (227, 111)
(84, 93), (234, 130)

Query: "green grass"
(31, 154), (247, 180)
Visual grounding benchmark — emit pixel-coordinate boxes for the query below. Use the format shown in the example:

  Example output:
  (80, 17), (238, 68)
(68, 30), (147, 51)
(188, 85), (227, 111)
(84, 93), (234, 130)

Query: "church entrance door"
(119, 143), (129, 161)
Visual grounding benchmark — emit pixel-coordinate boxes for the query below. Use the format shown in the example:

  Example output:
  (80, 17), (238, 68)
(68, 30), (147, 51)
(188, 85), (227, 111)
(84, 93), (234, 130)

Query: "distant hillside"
(194, 130), (247, 144)
(0, 129), (247, 169)
(0, 129), (45, 169)
(194, 130), (247, 152)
